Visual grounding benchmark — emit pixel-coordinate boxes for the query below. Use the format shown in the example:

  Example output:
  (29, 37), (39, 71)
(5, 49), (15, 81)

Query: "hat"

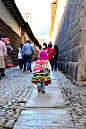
(38, 50), (48, 60)
(48, 41), (52, 47)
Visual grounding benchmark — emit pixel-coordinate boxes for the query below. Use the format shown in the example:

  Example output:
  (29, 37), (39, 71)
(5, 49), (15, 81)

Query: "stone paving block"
(47, 84), (59, 88)
(50, 79), (58, 85)
(14, 127), (75, 129)
(25, 89), (65, 108)
(13, 109), (74, 129)
(21, 109), (69, 115)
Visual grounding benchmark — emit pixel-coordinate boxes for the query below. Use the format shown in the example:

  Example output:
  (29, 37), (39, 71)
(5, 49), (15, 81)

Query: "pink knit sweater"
(0, 40), (7, 57)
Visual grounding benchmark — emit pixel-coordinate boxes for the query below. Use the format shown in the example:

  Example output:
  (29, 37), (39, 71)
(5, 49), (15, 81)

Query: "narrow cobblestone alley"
(0, 63), (86, 129)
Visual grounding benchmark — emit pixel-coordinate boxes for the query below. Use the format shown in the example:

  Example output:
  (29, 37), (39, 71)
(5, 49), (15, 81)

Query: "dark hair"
(20, 44), (23, 48)
(0, 35), (2, 40)
(54, 45), (59, 54)
(48, 41), (52, 48)
(48, 44), (52, 48)
(43, 42), (47, 48)
(26, 40), (31, 43)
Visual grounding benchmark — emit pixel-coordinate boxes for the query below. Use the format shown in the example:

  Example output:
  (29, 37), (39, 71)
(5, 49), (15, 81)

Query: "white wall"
(0, 0), (21, 36)
(25, 31), (32, 42)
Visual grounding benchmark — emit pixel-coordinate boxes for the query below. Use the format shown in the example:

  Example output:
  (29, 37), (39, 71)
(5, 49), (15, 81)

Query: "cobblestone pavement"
(0, 64), (86, 129)
(54, 70), (86, 129)
(0, 65), (35, 129)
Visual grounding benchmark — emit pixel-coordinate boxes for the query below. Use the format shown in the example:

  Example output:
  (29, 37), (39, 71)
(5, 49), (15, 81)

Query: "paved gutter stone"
(25, 72), (66, 108)
(25, 89), (65, 108)
(13, 108), (74, 128)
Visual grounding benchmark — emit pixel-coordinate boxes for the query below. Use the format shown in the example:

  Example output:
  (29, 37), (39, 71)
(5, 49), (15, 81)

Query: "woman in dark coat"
(51, 45), (59, 71)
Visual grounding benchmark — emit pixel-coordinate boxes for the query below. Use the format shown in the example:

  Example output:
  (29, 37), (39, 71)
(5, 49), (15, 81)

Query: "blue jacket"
(22, 43), (34, 55)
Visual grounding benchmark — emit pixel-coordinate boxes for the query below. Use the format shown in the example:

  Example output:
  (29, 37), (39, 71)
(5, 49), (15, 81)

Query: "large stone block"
(80, 31), (86, 46)
(72, 27), (76, 39)
(78, 45), (85, 62)
(75, 32), (81, 46)
(66, 62), (79, 79)
(58, 61), (65, 72)
(75, 19), (82, 35)
(67, 49), (73, 61)
(72, 46), (79, 62)
(83, 0), (86, 16)
(82, 17), (86, 30)
(66, 42), (69, 51)
(75, 45), (86, 81)
(77, 62), (86, 81)
(71, 37), (76, 49)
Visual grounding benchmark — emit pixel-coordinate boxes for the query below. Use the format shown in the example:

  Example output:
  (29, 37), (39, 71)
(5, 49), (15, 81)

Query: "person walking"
(18, 44), (23, 70)
(0, 38), (7, 76)
(41, 42), (47, 50)
(22, 40), (34, 72)
(51, 45), (59, 71)
(31, 50), (51, 93)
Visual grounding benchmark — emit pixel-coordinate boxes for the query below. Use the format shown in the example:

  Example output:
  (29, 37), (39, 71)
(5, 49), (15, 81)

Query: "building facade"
(0, 0), (41, 66)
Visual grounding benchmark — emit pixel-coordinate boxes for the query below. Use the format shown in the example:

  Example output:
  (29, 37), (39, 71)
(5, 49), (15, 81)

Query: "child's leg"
(37, 82), (41, 92)
(41, 82), (45, 93)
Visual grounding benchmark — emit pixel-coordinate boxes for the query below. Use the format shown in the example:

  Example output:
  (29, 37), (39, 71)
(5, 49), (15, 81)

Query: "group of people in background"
(0, 37), (59, 94)
(41, 41), (59, 71)
(0, 38), (34, 76)
(18, 40), (34, 72)
(31, 41), (59, 93)
(17, 40), (59, 94)
(18, 40), (59, 73)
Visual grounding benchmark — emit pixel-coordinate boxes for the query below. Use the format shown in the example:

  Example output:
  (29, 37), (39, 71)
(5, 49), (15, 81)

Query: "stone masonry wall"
(0, 19), (40, 66)
(0, 18), (21, 66)
(55, 0), (86, 85)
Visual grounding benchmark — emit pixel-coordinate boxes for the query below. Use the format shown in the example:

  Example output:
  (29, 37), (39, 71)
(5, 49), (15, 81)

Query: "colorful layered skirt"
(31, 72), (51, 85)
(5, 57), (14, 67)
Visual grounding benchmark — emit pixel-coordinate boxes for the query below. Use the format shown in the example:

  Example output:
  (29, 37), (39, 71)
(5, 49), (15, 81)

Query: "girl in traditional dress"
(31, 50), (51, 93)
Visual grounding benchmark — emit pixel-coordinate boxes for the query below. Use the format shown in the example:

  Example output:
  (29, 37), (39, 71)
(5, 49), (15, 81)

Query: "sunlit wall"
(50, 0), (67, 44)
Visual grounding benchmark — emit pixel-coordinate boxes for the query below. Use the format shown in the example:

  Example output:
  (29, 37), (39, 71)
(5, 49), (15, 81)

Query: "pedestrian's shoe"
(29, 67), (32, 72)
(37, 85), (41, 92)
(42, 90), (45, 93)
(23, 69), (25, 71)
(1, 73), (5, 76)
(20, 66), (23, 70)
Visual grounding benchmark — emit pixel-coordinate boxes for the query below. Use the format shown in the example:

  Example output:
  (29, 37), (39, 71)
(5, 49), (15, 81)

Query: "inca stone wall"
(55, 0), (86, 86)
